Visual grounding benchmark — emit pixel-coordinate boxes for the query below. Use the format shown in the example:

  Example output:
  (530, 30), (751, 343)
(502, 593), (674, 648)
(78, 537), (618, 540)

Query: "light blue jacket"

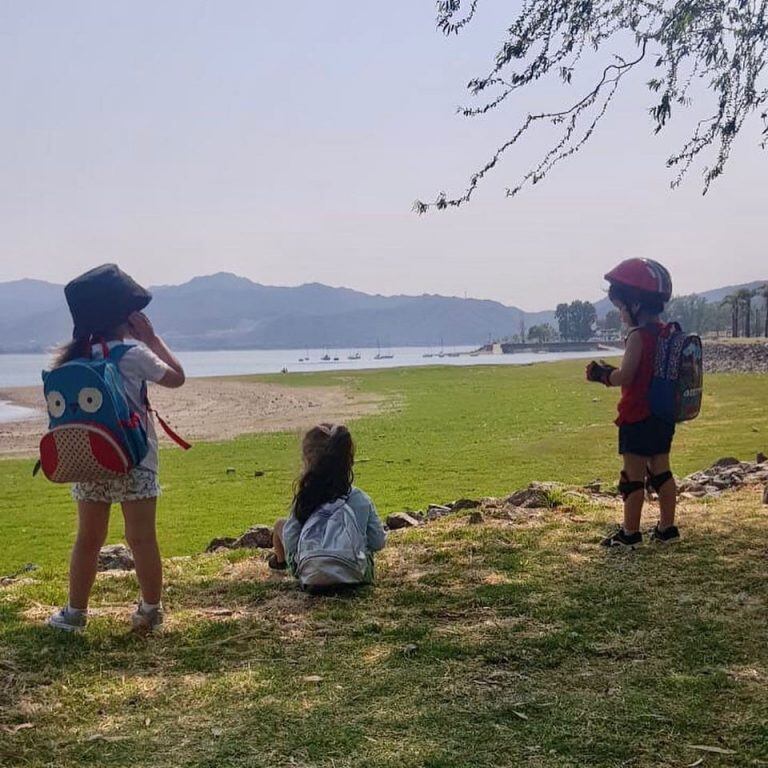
(283, 487), (386, 572)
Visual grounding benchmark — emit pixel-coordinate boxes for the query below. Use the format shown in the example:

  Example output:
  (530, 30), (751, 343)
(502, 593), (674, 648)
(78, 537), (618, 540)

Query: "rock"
(0, 563), (39, 586)
(710, 457), (741, 469)
(98, 544), (134, 571)
(234, 525), (273, 549)
(584, 481), (602, 493)
(529, 481), (562, 492)
(467, 511), (484, 525)
(386, 512), (422, 530)
(226, 467), (236, 475)
(507, 485), (555, 508)
(205, 537), (237, 553)
(253, 470), (265, 477)
(757, 452), (767, 464)
(763, 485), (768, 505)
(427, 504), (451, 520)
(451, 498), (480, 511)
(679, 482), (706, 495)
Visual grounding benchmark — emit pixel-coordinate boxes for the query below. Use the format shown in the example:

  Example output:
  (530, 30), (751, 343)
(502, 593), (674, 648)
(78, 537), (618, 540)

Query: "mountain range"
(0, 273), (764, 353)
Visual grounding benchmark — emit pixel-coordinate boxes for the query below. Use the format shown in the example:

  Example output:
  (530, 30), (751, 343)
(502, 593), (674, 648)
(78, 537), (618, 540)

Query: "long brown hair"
(51, 326), (123, 369)
(293, 423), (355, 525)
(52, 336), (92, 369)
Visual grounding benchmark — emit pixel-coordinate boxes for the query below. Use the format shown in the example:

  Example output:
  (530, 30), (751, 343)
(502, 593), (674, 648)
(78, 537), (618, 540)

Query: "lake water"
(0, 345), (612, 422)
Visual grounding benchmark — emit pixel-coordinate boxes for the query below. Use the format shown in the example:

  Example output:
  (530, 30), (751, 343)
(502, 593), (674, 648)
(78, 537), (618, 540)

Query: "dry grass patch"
(1, 487), (767, 767)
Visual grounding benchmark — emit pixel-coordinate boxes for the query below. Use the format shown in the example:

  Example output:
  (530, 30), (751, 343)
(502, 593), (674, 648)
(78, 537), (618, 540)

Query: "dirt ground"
(0, 377), (383, 458)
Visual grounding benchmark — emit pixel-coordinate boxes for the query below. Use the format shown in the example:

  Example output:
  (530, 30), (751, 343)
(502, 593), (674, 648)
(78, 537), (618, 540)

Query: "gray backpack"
(295, 498), (369, 589)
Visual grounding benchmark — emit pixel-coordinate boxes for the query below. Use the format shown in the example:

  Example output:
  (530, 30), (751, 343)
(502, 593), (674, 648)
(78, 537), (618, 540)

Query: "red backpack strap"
(89, 335), (111, 359)
(145, 397), (192, 450)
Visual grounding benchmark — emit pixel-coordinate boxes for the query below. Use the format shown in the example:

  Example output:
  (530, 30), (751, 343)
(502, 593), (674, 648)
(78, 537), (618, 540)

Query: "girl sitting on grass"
(586, 258), (680, 550)
(269, 423), (386, 587)
(47, 264), (186, 633)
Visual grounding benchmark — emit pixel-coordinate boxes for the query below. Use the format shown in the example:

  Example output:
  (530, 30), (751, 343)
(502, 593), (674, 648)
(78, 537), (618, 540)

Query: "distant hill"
(0, 273), (763, 352)
(0, 273), (553, 352)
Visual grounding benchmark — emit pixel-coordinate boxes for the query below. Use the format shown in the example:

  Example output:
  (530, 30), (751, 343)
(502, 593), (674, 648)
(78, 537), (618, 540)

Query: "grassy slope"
(1, 488), (766, 767)
(1, 360), (767, 573)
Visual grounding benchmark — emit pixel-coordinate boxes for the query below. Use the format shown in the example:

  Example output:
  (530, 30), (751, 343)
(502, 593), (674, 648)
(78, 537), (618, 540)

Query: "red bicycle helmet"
(604, 258), (672, 302)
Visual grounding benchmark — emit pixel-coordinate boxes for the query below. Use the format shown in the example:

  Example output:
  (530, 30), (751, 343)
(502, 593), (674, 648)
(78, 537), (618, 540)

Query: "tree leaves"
(418, 0), (768, 210)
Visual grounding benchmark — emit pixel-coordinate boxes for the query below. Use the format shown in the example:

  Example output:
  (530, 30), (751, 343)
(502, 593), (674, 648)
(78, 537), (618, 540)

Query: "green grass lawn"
(1, 360), (767, 574)
(1, 488), (766, 767)
(1, 361), (767, 766)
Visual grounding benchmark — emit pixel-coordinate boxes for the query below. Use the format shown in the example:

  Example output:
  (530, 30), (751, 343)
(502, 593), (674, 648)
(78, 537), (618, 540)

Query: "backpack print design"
(648, 322), (703, 424)
(39, 345), (149, 483)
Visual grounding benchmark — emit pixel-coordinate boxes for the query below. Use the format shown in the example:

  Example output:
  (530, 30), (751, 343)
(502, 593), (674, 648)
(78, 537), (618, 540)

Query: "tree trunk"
(745, 300), (752, 337)
(732, 306), (739, 338)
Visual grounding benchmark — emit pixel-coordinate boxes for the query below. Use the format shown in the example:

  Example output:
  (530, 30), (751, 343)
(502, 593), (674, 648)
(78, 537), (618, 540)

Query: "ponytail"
(51, 324), (122, 369)
(51, 336), (91, 369)
(293, 424), (355, 525)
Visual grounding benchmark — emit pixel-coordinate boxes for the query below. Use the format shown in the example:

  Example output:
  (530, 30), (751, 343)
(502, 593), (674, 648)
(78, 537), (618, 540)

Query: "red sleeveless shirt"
(616, 324), (661, 426)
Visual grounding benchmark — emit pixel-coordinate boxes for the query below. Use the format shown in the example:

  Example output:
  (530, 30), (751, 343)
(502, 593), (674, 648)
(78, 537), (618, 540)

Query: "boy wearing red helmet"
(586, 258), (680, 549)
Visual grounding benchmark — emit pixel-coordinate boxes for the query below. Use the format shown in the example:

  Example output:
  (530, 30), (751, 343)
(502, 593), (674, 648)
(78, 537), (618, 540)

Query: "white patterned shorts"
(71, 467), (161, 504)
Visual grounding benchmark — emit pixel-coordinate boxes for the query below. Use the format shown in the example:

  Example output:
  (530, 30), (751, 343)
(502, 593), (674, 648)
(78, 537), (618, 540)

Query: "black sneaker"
(649, 524), (680, 544)
(600, 528), (643, 550)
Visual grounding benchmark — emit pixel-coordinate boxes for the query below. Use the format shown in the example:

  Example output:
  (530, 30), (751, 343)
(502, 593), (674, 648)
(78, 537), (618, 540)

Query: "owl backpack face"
(39, 345), (149, 483)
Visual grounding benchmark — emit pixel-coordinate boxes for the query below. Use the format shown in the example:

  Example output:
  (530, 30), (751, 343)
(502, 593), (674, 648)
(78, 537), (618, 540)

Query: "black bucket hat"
(65, 264), (152, 339)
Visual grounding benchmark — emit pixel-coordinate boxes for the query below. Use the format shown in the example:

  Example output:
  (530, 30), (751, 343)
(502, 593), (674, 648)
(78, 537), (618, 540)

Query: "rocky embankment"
(3, 456), (766, 583)
(704, 340), (768, 373)
(208, 455), (768, 548)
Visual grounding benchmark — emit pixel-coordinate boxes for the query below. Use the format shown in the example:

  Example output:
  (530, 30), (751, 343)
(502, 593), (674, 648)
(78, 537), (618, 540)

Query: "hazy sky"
(1, 2), (765, 310)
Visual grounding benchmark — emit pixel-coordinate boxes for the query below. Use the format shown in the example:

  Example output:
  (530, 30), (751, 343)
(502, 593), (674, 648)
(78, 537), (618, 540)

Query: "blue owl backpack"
(38, 344), (151, 483)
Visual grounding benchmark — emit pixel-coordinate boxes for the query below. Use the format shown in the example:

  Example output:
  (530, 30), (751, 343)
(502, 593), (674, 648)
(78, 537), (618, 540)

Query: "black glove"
(586, 360), (616, 386)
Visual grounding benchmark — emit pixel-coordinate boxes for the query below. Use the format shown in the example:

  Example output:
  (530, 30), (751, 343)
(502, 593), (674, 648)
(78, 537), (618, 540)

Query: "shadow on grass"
(2, 496), (767, 767)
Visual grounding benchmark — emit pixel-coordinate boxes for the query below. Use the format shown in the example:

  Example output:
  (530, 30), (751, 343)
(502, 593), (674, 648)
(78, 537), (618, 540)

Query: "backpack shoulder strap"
(107, 343), (137, 365)
(144, 395), (192, 451)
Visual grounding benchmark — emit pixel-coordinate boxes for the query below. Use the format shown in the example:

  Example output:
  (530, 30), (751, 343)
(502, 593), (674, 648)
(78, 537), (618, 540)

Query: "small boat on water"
(374, 339), (394, 360)
(348, 351), (361, 361)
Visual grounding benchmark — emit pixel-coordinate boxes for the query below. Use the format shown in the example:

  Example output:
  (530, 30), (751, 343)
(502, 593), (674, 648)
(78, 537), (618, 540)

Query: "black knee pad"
(648, 470), (673, 491)
(618, 471), (645, 501)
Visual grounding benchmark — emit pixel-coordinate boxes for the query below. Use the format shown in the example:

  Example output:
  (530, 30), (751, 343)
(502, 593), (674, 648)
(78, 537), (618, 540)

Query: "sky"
(0, 1), (765, 311)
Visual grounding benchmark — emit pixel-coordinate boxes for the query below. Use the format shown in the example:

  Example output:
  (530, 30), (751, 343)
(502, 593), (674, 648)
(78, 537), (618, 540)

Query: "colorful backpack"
(38, 344), (150, 483)
(648, 322), (703, 424)
(295, 498), (370, 590)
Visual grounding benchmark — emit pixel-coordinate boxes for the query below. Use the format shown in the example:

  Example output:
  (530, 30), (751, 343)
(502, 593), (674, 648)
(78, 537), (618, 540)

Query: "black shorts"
(618, 416), (675, 457)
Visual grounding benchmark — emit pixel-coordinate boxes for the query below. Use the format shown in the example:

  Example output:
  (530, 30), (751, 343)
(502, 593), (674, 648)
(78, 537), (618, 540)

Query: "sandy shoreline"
(0, 377), (384, 459)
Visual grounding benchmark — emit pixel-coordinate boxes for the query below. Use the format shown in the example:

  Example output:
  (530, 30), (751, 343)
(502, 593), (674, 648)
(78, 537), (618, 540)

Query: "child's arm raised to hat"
(127, 312), (186, 388)
(606, 329), (642, 388)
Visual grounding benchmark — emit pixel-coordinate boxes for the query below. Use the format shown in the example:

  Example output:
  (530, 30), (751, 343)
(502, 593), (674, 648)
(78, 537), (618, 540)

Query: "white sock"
(67, 604), (87, 616)
(140, 600), (161, 612)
